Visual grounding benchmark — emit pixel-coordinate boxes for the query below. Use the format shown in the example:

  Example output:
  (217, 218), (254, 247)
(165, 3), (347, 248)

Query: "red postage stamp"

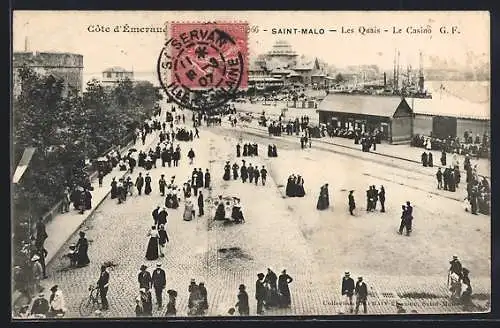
(157, 22), (248, 110)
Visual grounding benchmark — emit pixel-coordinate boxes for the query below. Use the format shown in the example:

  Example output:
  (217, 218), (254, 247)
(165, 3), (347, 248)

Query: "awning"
(12, 147), (36, 184)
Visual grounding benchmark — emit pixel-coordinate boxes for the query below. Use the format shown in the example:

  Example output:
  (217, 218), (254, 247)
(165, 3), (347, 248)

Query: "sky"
(13, 11), (489, 78)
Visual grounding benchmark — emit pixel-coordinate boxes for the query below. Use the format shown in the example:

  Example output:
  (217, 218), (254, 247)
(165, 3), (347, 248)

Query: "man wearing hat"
(159, 174), (167, 196)
(255, 273), (266, 314)
(348, 190), (356, 215)
(158, 206), (168, 226)
(449, 255), (463, 279)
(31, 292), (49, 317)
(152, 205), (160, 226)
(198, 190), (205, 217)
(405, 201), (414, 234)
(138, 265), (152, 290)
(97, 265), (110, 310)
(340, 272), (355, 314)
(354, 276), (368, 314)
(198, 282), (208, 311)
(204, 169), (211, 189)
(235, 284), (249, 315)
(152, 263), (166, 309)
(135, 173), (144, 195)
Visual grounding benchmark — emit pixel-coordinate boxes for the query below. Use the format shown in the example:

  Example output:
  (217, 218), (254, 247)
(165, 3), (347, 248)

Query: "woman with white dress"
(49, 285), (67, 317)
(145, 226), (159, 260)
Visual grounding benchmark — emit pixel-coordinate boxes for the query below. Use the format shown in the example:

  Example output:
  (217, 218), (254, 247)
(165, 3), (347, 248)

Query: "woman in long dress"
(223, 162), (231, 181)
(183, 182), (192, 198)
(231, 199), (245, 223)
(278, 270), (293, 308)
(285, 175), (294, 197)
(145, 225), (159, 260)
(75, 231), (90, 267)
(296, 176), (305, 197)
(214, 197), (226, 220)
(183, 200), (194, 221)
(232, 163), (239, 180)
(165, 189), (174, 208)
(272, 145), (278, 157)
(144, 173), (152, 195)
(316, 184), (329, 210)
(171, 187), (180, 209)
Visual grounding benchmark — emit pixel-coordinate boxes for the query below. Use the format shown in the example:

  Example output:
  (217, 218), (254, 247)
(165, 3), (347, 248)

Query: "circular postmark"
(157, 23), (248, 111)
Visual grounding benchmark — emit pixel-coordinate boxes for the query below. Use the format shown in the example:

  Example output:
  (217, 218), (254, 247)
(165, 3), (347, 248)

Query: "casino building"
(248, 40), (331, 90)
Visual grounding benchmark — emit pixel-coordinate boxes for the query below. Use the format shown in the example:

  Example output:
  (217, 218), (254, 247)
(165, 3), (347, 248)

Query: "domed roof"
(268, 40), (297, 56)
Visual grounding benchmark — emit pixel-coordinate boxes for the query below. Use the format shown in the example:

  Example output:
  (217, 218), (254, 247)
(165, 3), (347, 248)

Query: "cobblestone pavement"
(32, 112), (490, 318)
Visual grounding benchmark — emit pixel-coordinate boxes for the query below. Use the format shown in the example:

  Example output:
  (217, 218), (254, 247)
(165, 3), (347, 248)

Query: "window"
(106, 72), (111, 78)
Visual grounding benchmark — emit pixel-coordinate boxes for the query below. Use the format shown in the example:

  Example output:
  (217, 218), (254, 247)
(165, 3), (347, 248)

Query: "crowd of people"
(254, 269), (294, 314)
(412, 133), (490, 159)
(236, 142), (259, 157)
(398, 201), (414, 236)
(447, 256), (474, 311)
(222, 160), (268, 187)
(267, 144), (278, 157)
(285, 174), (305, 198)
(213, 195), (245, 223)
(17, 95), (490, 318)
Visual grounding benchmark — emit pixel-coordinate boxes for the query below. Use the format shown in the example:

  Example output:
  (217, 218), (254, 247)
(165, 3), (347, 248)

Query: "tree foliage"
(12, 66), (162, 257)
(334, 73), (345, 83)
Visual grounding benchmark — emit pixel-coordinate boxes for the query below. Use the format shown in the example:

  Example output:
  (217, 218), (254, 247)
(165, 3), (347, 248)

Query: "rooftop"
(409, 96), (490, 120)
(103, 66), (133, 73)
(318, 94), (410, 118)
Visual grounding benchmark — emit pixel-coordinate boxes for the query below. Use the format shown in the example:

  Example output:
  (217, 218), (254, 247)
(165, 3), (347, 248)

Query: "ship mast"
(418, 51), (425, 93)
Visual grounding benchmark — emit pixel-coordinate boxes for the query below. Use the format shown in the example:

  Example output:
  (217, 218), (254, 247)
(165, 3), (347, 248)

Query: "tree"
(334, 73), (345, 83)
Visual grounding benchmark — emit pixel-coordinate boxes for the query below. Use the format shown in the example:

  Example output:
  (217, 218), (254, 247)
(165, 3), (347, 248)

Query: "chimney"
(24, 36), (28, 52)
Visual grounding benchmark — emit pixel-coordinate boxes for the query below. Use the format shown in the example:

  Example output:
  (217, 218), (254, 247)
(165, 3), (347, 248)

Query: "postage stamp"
(158, 22), (248, 110)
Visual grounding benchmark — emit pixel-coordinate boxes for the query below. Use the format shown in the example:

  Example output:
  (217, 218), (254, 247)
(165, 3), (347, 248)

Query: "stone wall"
(12, 52), (84, 97)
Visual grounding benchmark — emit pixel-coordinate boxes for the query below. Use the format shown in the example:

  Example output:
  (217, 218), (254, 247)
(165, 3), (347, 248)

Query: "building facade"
(248, 40), (330, 90)
(317, 94), (414, 144)
(409, 97), (490, 140)
(12, 51), (84, 97)
(101, 67), (134, 88)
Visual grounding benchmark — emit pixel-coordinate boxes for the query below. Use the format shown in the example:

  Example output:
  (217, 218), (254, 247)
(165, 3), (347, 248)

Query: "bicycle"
(79, 285), (101, 317)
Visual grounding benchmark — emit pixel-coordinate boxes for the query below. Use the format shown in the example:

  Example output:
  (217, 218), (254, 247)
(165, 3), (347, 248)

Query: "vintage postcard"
(11, 11), (490, 318)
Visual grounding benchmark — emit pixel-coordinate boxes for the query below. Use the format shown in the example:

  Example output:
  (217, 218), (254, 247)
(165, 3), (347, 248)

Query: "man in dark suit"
(405, 201), (414, 235)
(135, 173), (144, 195)
(151, 263), (166, 309)
(255, 273), (266, 315)
(138, 265), (152, 290)
(198, 191), (204, 216)
(379, 186), (386, 213)
(348, 190), (356, 215)
(97, 265), (110, 310)
(340, 272), (355, 313)
(30, 292), (50, 317)
(158, 207), (168, 227)
(354, 276), (368, 314)
(152, 206), (160, 226)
